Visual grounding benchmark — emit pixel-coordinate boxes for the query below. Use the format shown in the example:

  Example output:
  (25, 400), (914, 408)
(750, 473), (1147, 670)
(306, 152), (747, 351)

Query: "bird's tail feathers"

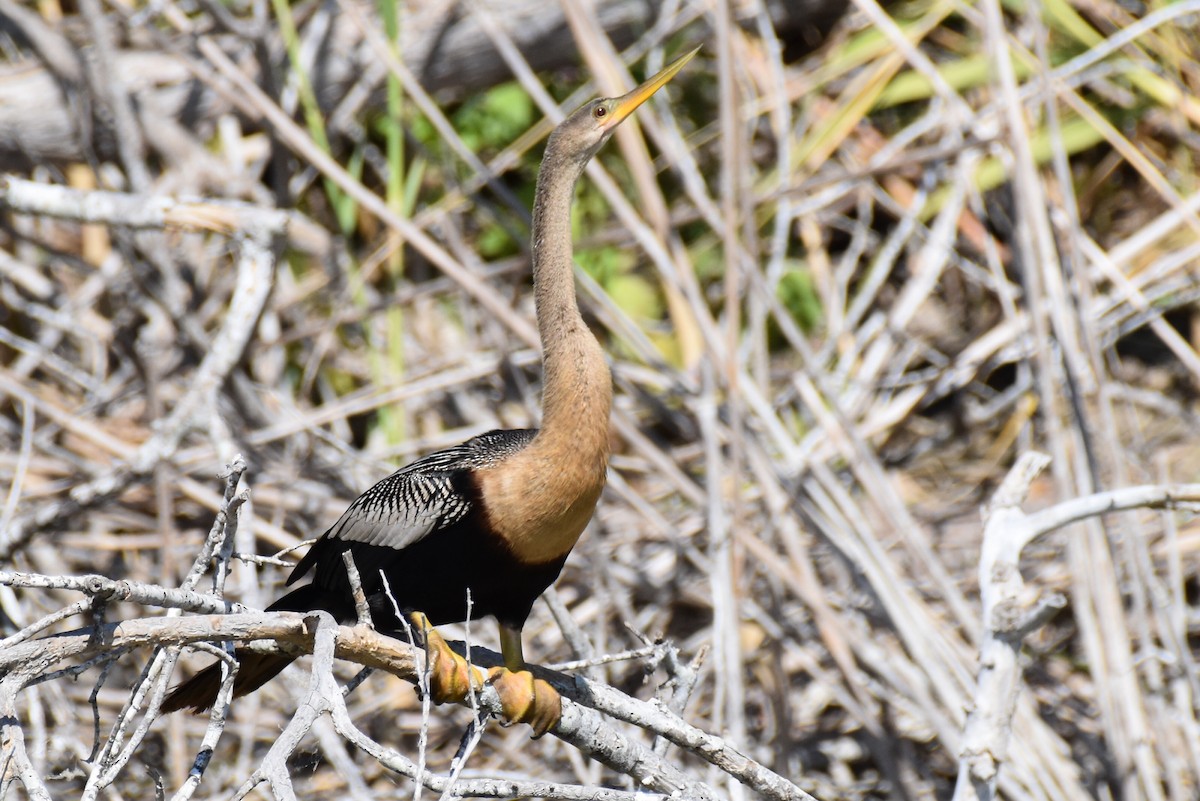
(161, 651), (294, 714)
(162, 584), (341, 714)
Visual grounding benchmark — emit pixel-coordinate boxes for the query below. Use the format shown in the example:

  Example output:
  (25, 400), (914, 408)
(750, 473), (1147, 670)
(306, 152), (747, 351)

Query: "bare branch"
(340, 551), (374, 630)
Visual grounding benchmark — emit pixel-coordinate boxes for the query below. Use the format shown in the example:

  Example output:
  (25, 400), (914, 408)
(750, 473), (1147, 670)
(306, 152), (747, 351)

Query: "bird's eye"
(593, 105), (607, 119)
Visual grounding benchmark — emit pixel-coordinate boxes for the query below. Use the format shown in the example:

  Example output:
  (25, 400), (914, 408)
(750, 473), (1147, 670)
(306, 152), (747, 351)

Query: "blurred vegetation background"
(2, 0), (1200, 798)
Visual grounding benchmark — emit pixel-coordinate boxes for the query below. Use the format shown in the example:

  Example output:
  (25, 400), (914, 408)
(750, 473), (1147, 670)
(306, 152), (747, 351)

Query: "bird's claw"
(408, 612), (560, 736)
(486, 666), (561, 738)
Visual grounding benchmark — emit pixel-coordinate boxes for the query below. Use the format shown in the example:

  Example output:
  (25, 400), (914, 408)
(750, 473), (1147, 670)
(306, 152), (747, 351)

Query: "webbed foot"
(486, 666), (561, 738)
(410, 612), (485, 703)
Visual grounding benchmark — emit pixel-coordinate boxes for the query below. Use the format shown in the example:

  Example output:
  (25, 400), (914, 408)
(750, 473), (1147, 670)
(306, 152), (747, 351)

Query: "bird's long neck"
(474, 140), (612, 564)
(529, 146), (612, 458)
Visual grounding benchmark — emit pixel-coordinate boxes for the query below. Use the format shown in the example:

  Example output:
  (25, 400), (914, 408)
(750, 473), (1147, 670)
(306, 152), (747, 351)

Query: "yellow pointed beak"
(607, 45), (701, 127)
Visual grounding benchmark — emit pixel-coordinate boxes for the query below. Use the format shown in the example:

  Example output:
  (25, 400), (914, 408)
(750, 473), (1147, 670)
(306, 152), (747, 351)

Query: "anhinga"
(163, 46), (698, 736)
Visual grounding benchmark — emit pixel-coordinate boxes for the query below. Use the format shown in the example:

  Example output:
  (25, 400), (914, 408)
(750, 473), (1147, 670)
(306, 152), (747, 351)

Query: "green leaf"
(777, 265), (823, 333)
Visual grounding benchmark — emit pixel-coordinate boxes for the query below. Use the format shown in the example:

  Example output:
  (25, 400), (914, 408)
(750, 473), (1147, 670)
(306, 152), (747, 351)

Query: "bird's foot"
(486, 666), (561, 738)
(410, 612), (485, 702)
(408, 612), (561, 737)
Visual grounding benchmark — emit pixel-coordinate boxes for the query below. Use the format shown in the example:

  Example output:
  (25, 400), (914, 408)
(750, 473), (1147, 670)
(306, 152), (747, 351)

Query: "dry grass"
(3, 0), (1200, 799)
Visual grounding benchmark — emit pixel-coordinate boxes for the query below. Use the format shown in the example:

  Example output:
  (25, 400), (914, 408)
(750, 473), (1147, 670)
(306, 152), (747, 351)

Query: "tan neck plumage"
(476, 142), (612, 564)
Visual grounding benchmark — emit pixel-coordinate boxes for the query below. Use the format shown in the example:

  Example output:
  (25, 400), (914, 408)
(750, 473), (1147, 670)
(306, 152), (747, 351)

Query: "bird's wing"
(323, 468), (468, 548)
(286, 429), (537, 585)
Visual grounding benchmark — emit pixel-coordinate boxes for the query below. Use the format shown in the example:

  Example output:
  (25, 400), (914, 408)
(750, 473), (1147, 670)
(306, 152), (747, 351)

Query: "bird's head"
(547, 46), (700, 169)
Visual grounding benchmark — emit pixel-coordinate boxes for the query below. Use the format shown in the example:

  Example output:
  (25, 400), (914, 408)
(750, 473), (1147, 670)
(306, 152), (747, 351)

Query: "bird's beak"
(607, 45), (701, 127)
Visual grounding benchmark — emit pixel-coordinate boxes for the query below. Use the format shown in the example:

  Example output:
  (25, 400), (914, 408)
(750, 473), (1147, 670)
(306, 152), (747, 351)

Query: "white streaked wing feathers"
(319, 430), (533, 552)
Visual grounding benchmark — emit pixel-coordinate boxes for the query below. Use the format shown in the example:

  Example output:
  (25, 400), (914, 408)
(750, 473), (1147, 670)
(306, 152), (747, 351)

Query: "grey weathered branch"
(0, 596), (811, 800)
(953, 454), (1200, 801)
(567, 674), (817, 801)
(0, 571), (248, 617)
(232, 612), (686, 801)
(0, 176), (292, 238)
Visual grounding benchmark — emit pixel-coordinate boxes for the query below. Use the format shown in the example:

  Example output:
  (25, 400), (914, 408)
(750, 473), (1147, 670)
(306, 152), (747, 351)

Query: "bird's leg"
(486, 622), (561, 738)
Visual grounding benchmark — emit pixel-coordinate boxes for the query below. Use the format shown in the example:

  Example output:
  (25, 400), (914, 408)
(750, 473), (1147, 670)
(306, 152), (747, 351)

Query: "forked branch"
(954, 452), (1200, 801)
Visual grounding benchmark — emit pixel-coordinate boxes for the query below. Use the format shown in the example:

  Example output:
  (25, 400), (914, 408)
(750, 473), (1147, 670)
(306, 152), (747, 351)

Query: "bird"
(162, 45), (699, 736)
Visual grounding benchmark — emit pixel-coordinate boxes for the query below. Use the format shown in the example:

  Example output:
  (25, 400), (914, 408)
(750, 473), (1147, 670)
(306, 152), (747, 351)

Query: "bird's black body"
(274, 528), (568, 630)
(273, 428), (564, 632)
(161, 428), (567, 714)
